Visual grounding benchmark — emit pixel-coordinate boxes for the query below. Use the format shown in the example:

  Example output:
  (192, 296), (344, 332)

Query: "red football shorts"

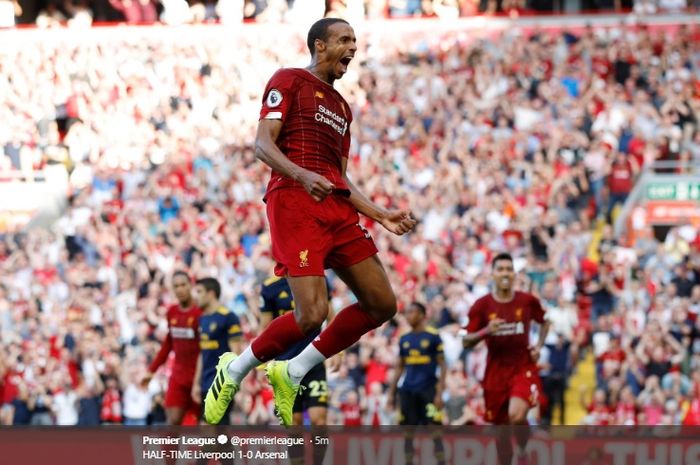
(484, 369), (542, 424)
(165, 377), (197, 412)
(266, 188), (378, 277)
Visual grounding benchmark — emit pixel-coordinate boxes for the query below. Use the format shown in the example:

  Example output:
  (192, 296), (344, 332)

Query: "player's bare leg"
(166, 407), (186, 425)
(293, 406), (327, 426)
(286, 276), (332, 333)
(509, 397), (531, 465)
(333, 255), (396, 322)
(332, 255), (397, 324)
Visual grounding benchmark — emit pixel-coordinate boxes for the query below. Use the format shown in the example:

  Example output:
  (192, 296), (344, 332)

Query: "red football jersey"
(259, 68), (352, 197)
(149, 304), (202, 381)
(341, 403), (362, 426)
(466, 291), (545, 391)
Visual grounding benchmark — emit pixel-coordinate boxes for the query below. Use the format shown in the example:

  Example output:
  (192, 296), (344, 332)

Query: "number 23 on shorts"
(309, 380), (328, 400)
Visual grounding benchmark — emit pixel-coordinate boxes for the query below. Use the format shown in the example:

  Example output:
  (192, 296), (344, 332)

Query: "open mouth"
(340, 56), (353, 66)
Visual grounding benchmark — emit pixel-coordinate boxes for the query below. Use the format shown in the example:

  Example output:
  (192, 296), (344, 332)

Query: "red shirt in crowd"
(587, 402), (612, 425)
(341, 402), (362, 426)
(100, 388), (122, 423)
(683, 399), (700, 425)
(615, 401), (638, 425)
(608, 159), (634, 194)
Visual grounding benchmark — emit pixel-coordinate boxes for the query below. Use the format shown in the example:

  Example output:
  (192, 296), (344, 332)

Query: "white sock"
(287, 344), (326, 385)
(226, 347), (261, 384)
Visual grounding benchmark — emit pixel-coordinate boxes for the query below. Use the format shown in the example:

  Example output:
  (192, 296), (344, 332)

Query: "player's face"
(406, 306), (424, 327)
(193, 284), (209, 308)
(172, 275), (191, 304)
(322, 22), (357, 80)
(492, 259), (515, 291)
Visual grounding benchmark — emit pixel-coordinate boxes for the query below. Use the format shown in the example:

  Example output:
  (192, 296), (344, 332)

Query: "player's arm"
(534, 317), (551, 348)
(340, 157), (416, 235)
(255, 119), (334, 202)
(93, 368), (105, 394)
(530, 319), (552, 363)
(144, 330), (173, 385)
(191, 354), (202, 404)
(529, 296), (552, 363)
(665, 333), (685, 365)
(462, 318), (504, 349)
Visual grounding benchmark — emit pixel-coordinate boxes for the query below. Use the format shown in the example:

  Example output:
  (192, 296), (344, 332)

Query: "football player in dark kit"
(388, 302), (446, 465)
(191, 277), (243, 424)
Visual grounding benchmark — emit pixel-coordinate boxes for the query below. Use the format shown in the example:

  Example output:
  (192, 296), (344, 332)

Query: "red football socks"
(312, 303), (380, 357)
(250, 312), (306, 362)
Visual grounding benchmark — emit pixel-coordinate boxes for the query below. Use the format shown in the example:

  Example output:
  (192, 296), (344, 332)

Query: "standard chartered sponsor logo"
(170, 327), (196, 339)
(315, 104), (347, 136)
(492, 322), (525, 336)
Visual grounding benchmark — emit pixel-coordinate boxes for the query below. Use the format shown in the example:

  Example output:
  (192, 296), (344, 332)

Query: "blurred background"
(0, 5), (699, 428)
(1, 0), (698, 28)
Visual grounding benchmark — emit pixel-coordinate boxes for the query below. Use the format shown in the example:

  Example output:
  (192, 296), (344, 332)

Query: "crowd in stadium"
(1, 0), (697, 29)
(0, 18), (699, 427)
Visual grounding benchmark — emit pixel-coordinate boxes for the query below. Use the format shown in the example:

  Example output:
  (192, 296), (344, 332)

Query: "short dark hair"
(491, 252), (514, 268)
(172, 270), (190, 282)
(409, 302), (427, 315)
(196, 277), (221, 299)
(307, 18), (349, 57)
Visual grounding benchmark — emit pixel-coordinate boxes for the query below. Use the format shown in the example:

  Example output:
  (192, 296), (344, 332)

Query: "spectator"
(52, 381), (79, 425)
(30, 386), (54, 425)
(540, 333), (572, 425)
(336, 389), (363, 427)
(100, 378), (122, 424)
(0, 0), (20, 27)
(76, 378), (104, 426)
(607, 151), (638, 223)
(11, 383), (33, 425)
(36, 2), (67, 27)
(122, 370), (152, 425)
